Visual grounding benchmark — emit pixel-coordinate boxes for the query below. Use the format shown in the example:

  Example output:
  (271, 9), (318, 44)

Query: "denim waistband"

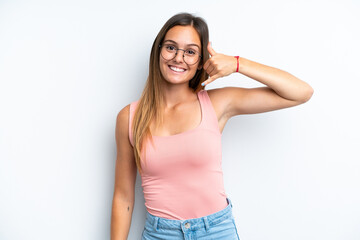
(145, 197), (233, 231)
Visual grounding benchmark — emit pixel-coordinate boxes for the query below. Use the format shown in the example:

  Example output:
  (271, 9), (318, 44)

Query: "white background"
(1, 0), (359, 239)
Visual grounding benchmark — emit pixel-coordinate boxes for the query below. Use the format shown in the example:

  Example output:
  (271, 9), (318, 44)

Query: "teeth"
(170, 66), (185, 72)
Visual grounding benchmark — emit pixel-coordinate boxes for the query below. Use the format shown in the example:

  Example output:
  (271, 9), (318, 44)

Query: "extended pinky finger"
(201, 75), (219, 86)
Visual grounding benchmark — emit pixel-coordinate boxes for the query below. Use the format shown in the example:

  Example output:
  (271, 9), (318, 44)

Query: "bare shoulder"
(206, 87), (243, 120)
(116, 104), (131, 143)
(116, 104), (130, 126)
(117, 104), (130, 120)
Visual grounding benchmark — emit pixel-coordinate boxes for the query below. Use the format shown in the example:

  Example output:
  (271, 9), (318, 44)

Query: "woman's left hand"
(202, 42), (238, 86)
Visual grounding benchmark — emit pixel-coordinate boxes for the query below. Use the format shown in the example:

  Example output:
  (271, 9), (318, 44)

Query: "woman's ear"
(197, 64), (202, 70)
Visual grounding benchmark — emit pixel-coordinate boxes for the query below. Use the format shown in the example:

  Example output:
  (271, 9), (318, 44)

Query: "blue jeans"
(141, 197), (240, 240)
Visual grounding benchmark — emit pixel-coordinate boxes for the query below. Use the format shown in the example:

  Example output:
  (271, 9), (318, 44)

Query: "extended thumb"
(208, 42), (216, 56)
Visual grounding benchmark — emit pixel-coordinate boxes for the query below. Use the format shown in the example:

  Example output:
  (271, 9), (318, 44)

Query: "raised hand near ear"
(202, 42), (238, 86)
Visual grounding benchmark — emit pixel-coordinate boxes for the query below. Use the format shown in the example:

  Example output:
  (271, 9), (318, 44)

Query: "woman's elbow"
(300, 85), (314, 103)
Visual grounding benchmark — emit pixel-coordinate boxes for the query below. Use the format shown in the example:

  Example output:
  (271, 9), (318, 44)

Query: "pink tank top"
(128, 89), (228, 220)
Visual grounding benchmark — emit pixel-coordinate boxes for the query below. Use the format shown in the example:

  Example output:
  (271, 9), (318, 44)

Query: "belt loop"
(153, 216), (159, 231)
(203, 216), (210, 232)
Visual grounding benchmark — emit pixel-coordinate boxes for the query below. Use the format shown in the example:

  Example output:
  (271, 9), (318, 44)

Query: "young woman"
(111, 12), (313, 240)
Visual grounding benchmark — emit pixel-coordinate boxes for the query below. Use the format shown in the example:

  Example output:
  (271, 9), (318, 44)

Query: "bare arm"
(203, 42), (314, 116)
(111, 104), (137, 240)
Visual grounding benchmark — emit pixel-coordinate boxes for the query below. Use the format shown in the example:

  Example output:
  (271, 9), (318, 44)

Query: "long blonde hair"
(131, 12), (210, 175)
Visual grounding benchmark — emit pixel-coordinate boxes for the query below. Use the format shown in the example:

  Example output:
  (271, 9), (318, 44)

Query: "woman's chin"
(164, 77), (190, 85)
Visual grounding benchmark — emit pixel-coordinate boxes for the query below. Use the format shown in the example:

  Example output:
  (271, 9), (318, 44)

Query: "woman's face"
(159, 25), (202, 85)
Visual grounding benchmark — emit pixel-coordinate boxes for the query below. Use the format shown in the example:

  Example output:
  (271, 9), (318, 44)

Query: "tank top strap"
(128, 100), (139, 147)
(198, 89), (221, 135)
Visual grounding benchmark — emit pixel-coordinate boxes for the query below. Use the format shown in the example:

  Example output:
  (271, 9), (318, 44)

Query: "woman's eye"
(186, 50), (196, 55)
(166, 45), (176, 51)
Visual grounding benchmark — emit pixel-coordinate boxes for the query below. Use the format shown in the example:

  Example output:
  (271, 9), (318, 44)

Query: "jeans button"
(185, 222), (190, 228)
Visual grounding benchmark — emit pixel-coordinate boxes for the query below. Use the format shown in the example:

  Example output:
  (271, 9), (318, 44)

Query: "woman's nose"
(174, 50), (185, 63)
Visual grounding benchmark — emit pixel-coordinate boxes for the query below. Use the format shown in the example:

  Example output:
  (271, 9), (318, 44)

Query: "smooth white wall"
(0, 0), (359, 239)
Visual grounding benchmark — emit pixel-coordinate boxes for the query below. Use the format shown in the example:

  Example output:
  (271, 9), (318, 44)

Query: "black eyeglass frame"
(158, 44), (202, 65)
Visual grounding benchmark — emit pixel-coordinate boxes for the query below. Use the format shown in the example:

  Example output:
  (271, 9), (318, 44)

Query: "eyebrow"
(163, 39), (201, 50)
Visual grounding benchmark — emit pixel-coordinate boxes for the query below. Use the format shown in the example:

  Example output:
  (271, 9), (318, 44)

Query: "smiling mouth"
(168, 65), (187, 73)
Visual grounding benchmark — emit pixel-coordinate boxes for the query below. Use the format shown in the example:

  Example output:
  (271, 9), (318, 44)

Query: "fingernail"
(201, 82), (205, 86)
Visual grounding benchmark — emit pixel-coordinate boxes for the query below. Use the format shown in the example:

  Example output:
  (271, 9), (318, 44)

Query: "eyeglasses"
(159, 43), (202, 65)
